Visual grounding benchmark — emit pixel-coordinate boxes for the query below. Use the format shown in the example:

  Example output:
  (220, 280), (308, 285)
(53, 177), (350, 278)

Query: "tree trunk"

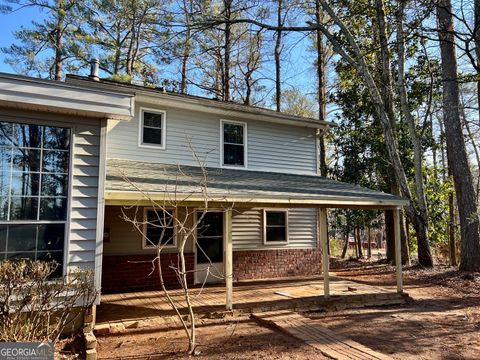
(367, 227), (372, 258)
(223, 0), (232, 101)
(356, 227), (363, 259)
(395, 1), (431, 266)
(315, 0), (327, 176)
(180, 0), (193, 94)
(54, 0), (65, 80)
(437, 0), (480, 272)
(449, 183), (457, 266)
(385, 210), (395, 263)
(274, 0), (283, 112)
(341, 230), (349, 259)
(475, 0), (480, 124)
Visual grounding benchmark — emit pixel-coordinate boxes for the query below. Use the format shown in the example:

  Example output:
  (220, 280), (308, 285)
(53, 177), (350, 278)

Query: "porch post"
(224, 208), (233, 310)
(393, 208), (403, 293)
(319, 208), (330, 298)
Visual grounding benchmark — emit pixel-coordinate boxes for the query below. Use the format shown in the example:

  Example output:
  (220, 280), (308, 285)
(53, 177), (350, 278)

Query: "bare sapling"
(119, 142), (231, 354)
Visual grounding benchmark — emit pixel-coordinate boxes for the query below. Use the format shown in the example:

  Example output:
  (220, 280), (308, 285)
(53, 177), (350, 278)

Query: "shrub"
(0, 260), (96, 342)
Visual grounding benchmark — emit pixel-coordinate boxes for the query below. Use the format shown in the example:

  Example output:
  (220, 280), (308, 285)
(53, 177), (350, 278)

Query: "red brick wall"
(232, 249), (321, 280)
(102, 249), (321, 293)
(101, 253), (194, 293)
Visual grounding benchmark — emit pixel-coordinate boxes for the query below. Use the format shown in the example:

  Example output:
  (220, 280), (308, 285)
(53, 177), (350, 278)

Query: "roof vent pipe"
(89, 59), (100, 81)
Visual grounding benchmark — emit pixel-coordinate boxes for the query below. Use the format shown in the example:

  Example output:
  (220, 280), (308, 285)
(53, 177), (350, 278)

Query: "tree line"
(1, 0), (479, 271)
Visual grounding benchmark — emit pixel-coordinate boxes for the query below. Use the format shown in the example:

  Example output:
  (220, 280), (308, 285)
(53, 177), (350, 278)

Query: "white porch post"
(224, 208), (233, 310)
(319, 208), (330, 298)
(393, 208), (403, 293)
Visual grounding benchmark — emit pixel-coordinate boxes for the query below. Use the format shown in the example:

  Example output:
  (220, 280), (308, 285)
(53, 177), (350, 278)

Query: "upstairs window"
(221, 120), (246, 167)
(143, 209), (176, 248)
(139, 108), (166, 149)
(263, 210), (288, 244)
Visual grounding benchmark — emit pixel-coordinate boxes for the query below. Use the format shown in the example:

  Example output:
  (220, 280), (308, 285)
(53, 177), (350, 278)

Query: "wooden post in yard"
(393, 208), (403, 293)
(224, 208), (233, 310)
(319, 208), (330, 297)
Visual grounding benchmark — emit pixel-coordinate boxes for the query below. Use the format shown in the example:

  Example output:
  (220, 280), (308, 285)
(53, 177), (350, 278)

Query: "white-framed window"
(263, 209), (289, 245)
(138, 107), (166, 149)
(0, 121), (71, 277)
(142, 208), (176, 249)
(220, 120), (247, 168)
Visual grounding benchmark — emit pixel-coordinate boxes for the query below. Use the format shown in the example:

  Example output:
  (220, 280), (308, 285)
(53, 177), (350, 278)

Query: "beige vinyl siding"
(107, 104), (318, 174)
(67, 122), (101, 271)
(231, 208), (318, 250)
(103, 206), (195, 255)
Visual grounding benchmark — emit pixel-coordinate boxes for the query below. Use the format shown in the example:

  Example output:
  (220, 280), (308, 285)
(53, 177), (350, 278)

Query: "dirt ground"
(89, 260), (480, 360)
(95, 317), (329, 359)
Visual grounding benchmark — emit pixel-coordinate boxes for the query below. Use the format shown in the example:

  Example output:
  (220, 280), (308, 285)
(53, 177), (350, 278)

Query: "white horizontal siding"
(107, 103), (318, 174)
(68, 123), (100, 269)
(232, 208), (318, 250)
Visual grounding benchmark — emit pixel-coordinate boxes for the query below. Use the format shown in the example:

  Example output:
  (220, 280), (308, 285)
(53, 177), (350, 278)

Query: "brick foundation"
(232, 249), (321, 281)
(101, 253), (194, 293)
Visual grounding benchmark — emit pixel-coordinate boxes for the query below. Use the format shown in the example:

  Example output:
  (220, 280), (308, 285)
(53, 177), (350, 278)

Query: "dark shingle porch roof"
(104, 159), (407, 209)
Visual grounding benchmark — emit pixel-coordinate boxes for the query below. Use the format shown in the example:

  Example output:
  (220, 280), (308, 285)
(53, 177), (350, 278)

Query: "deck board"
(96, 276), (408, 325)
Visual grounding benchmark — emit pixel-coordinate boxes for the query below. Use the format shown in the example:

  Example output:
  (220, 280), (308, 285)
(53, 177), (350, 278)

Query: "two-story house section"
(0, 71), (407, 313)
(65, 74), (407, 299)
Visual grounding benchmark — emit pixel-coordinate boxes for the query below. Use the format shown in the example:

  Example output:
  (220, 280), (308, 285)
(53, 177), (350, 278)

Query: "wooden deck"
(96, 276), (409, 328)
(253, 310), (393, 360)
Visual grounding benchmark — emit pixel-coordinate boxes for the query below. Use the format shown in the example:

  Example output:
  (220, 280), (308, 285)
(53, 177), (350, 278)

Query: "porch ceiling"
(104, 159), (408, 209)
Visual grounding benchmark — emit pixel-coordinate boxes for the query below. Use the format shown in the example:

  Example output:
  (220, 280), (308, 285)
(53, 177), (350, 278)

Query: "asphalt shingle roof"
(105, 159), (407, 208)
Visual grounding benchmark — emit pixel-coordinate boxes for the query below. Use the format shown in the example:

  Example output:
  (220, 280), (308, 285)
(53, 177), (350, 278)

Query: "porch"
(95, 276), (409, 328)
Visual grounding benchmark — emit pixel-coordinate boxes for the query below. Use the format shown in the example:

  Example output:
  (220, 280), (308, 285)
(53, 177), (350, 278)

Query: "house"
(0, 68), (407, 311)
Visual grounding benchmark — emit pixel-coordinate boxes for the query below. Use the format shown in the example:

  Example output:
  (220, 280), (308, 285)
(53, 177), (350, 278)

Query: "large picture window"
(139, 108), (166, 149)
(221, 120), (246, 167)
(143, 209), (176, 248)
(0, 122), (70, 274)
(263, 210), (288, 244)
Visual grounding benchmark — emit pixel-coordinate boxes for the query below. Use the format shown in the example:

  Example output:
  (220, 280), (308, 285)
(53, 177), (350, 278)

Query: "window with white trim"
(263, 210), (288, 244)
(143, 209), (176, 248)
(222, 120), (246, 167)
(139, 108), (166, 148)
(0, 121), (70, 276)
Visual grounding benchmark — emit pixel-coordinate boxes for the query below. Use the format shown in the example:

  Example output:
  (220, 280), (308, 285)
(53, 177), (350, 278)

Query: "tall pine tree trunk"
(223, 0), (232, 101)
(315, 0), (327, 177)
(437, 0), (480, 272)
(474, 0), (480, 124)
(274, 0), (283, 112)
(54, 0), (65, 80)
(396, 1), (431, 266)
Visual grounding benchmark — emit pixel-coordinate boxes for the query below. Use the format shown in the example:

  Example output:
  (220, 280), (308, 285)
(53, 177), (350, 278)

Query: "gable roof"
(65, 75), (334, 130)
(105, 159), (407, 209)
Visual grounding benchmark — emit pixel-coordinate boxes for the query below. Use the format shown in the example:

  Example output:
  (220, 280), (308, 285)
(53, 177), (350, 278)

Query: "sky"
(0, 7), (45, 74)
(0, 5), (319, 107)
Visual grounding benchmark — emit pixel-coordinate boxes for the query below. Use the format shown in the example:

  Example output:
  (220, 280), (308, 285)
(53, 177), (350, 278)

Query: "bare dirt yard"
(88, 260), (480, 360)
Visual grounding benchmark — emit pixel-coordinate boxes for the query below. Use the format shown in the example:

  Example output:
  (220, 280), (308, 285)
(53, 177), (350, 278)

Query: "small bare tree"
(118, 144), (231, 354)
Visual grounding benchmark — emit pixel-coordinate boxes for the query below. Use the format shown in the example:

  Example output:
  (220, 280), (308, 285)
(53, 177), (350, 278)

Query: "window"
(263, 210), (288, 244)
(143, 209), (176, 248)
(0, 121), (70, 275)
(139, 108), (166, 148)
(221, 120), (246, 167)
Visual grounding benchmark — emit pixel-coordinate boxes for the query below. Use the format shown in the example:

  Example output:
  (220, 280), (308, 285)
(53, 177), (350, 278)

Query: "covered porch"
(103, 159), (408, 313)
